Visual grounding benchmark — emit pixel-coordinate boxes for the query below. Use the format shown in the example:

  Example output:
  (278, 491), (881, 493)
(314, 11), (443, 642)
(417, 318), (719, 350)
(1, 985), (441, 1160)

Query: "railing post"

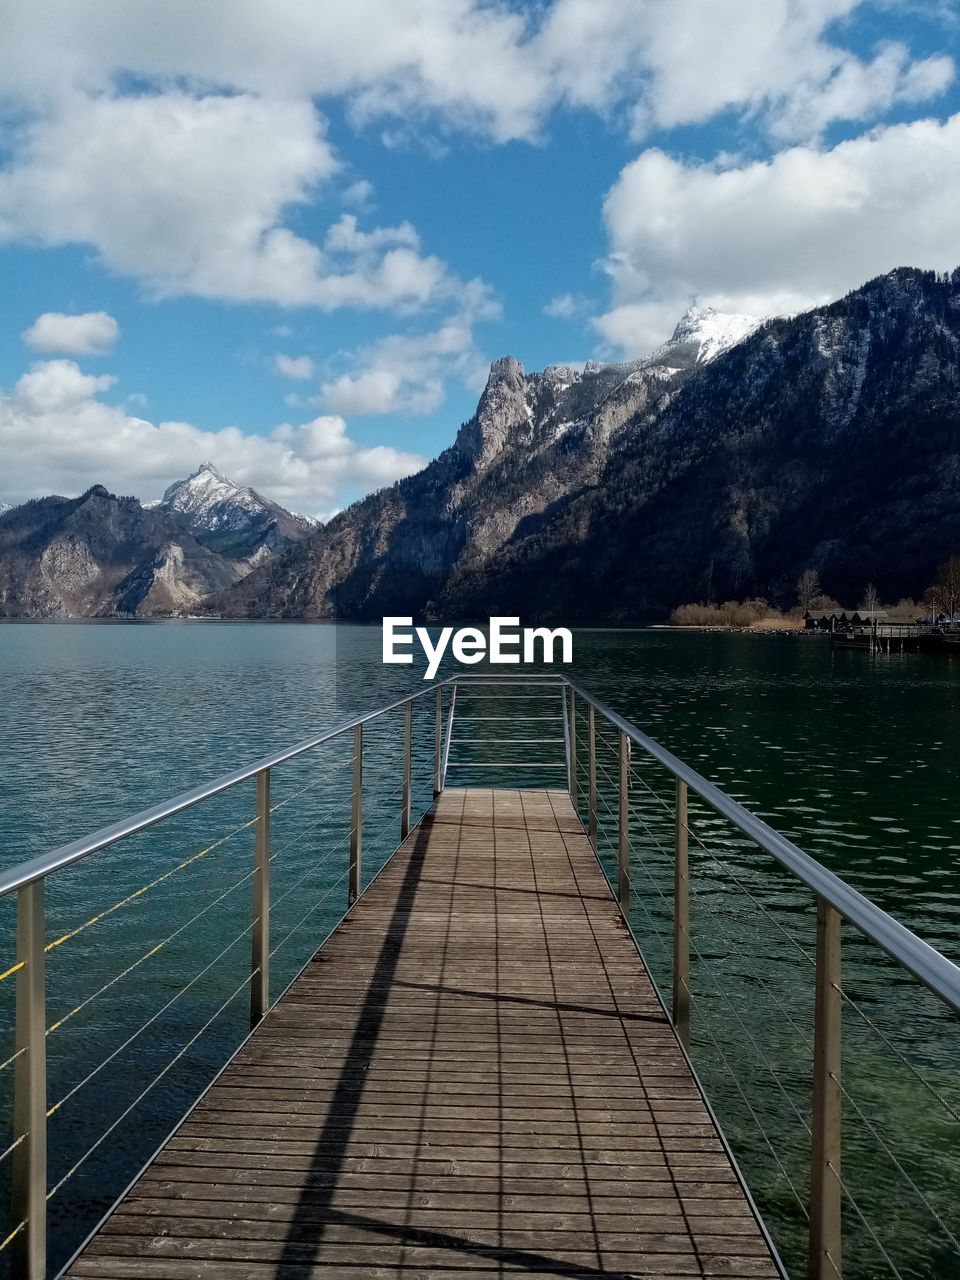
(568, 688), (577, 802)
(809, 897), (842, 1280)
(349, 724), (363, 905)
(401, 699), (412, 839)
(12, 879), (46, 1280)
(433, 687), (442, 796)
(673, 778), (690, 1047)
(250, 769), (270, 1027)
(618, 730), (629, 914)
(588, 704), (597, 851)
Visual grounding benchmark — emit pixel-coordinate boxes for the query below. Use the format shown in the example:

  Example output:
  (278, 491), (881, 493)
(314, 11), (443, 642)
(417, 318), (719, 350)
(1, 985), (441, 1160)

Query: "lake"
(0, 621), (957, 1276)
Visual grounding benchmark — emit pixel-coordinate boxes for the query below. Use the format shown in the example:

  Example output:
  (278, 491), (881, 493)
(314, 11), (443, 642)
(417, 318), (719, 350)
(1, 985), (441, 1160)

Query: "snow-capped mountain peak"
(160, 461), (261, 528)
(0, 503), (11, 518)
(158, 463), (315, 559)
(666, 306), (764, 363)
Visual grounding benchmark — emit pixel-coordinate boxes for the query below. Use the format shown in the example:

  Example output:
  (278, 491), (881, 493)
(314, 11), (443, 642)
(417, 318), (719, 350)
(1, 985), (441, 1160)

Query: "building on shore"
(803, 608), (889, 632)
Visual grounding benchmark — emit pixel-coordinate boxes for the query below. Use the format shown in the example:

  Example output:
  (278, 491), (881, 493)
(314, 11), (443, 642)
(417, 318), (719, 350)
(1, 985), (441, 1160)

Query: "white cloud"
(538, 0), (953, 143)
(342, 179), (375, 208)
(0, 91), (465, 311)
(0, 2), (950, 147)
(0, 93), (334, 302)
(0, 359), (425, 516)
(22, 310), (120, 355)
(319, 320), (490, 416)
(0, 1), (546, 144)
(594, 112), (960, 354)
(15, 360), (116, 412)
(770, 41), (955, 142)
(543, 293), (588, 319)
(324, 212), (418, 254)
(322, 369), (423, 416)
(273, 353), (315, 380)
(625, 1), (952, 142)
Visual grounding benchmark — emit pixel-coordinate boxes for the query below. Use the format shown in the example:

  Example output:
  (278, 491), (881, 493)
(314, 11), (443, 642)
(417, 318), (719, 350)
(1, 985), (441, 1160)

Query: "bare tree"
(930, 555), (960, 619)
(860, 582), (881, 612)
(797, 568), (822, 612)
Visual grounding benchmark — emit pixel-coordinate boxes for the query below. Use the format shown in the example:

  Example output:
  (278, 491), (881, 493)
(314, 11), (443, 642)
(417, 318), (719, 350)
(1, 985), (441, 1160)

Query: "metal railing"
(560, 676), (960, 1280)
(0, 679), (461, 1279)
(0, 671), (958, 1279)
(439, 674), (569, 789)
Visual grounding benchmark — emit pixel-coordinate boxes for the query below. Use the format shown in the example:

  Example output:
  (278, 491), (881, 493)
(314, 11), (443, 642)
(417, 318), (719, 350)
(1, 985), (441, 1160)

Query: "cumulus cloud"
(0, 1), (954, 411)
(319, 320), (490, 416)
(274, 354), (315, 380)
(321, 369), (424, 417)
(0, 359), (425, 515)
(22, 310), (120, 355)
(15, 360), (116, 411)
(768, 42), (955, 143)
(324, 213), (418, 254)
(543, 293), (588, 320)
(342, 179), (375, 209)
(0, 2), (950, 146)
(0, 91), (464, 310)
(634, 1), (950, 142)
(594, 112), (960, 354)
(0, 1), (545, 144)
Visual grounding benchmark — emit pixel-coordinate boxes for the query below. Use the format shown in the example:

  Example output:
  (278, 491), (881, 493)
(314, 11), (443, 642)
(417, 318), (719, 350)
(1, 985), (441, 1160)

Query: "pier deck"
(65, 788), (780, 1279)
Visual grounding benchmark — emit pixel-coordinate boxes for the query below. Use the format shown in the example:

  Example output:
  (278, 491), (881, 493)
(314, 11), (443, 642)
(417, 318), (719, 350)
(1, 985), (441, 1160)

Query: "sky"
(1, 1), (959, 519)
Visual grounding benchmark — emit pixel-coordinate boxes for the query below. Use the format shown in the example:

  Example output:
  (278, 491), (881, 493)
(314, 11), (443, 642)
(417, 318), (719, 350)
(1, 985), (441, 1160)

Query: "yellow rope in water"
(0, 814), (260, 986)
(0, 766), (341, 1017)
(0, 1220), (25, 1253)
(44, 816), (259, 954)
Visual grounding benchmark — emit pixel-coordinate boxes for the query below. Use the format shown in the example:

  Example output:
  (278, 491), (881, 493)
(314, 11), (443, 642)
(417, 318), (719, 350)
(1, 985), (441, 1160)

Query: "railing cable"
(269, 867), (351, 960)
(834, 1072), (960, 1254)
(46, 968), (254, 1201)
(601, 817), (809, 1222)
(46, 914), (255, 1119)
(0, 812), (259, 985)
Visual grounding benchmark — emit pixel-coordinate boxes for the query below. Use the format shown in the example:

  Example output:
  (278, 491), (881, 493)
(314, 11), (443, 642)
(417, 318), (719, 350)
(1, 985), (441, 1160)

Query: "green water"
(0, 622), (957, 1276)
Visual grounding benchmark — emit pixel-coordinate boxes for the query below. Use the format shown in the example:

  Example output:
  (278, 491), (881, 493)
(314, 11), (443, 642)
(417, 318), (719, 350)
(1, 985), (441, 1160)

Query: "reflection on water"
(0, 622), (958, 1275)
(571, 631), (960, 1280)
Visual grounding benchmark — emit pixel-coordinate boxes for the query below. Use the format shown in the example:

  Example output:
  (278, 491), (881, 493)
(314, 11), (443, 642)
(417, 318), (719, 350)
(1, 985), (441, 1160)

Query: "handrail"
(5, 669), (958, 1015)
(1, 666), (958, 1280)
(564, 674), (960, 1017)
(0, 677), (455, 901)
(2, 675), (467, 1278)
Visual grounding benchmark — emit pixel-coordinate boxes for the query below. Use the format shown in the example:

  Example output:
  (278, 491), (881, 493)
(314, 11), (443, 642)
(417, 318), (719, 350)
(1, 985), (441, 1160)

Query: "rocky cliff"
(219, 268), (960, 620)
(0, 487), (241, 617)
(155, 462), (315, 564)
(0, 467), (315, 618)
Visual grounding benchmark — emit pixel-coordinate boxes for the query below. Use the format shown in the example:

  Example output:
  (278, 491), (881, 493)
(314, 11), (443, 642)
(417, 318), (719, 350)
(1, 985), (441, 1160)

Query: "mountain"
(217, 268), (960, 621)
(650, 305), (765, 366)
(0, 503), (11, 518)
(216, 347), (685, 619)
(0, 466), (316, 618)
(0, 487), (243, 618)
(154, 462), (315, 564)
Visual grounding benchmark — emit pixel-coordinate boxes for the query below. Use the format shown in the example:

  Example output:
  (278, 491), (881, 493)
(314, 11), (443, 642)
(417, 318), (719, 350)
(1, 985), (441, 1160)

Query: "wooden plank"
(64, 788), (780, 1279)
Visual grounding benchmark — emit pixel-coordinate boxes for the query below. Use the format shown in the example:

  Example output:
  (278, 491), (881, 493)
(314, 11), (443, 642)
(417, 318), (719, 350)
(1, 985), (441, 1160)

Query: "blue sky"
(1, 1), (959, 517)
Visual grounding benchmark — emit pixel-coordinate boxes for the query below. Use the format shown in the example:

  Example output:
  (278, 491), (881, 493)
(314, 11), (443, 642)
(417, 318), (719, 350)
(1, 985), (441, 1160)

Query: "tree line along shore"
(667, 556), (960, 631)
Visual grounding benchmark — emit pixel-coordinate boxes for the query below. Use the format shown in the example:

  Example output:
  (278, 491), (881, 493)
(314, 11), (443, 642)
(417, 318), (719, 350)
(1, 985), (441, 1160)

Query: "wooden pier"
(830, 620), (960, 653)
(64, 788), (780, 1279)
